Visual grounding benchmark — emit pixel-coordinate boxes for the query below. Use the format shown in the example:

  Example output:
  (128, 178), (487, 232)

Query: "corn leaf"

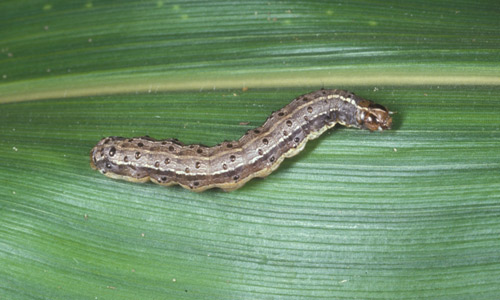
(1, 1), (500, 299)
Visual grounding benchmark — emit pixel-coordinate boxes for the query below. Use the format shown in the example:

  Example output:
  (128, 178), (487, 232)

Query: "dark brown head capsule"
(357, 101), (392, 131)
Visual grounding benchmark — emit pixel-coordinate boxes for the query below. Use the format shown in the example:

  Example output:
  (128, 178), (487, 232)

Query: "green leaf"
(1, 1), (500, 299)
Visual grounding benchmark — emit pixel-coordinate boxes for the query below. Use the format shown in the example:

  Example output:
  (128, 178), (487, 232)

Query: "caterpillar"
(90, 89), (392, 192)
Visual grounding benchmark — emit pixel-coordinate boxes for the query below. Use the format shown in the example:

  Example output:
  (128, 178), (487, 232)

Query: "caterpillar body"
(90, 89), (392, 192)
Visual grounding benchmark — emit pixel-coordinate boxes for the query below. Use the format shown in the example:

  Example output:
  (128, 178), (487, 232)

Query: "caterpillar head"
(358, 101), (393, 131)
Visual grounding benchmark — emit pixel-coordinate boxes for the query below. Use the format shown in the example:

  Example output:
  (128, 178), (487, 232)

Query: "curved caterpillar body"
(90, 89), (392, 192)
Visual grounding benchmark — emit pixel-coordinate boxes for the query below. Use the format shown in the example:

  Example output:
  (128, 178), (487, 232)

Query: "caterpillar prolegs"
(90, 89), (392, 192)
